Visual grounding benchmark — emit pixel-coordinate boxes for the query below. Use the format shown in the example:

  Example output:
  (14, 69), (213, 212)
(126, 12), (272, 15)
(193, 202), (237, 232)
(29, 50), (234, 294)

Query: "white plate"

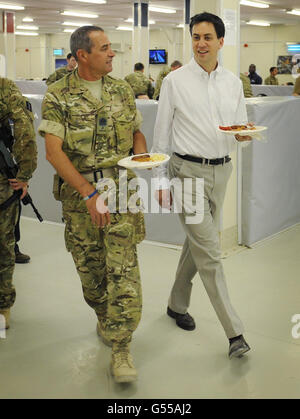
(118, 153), (170, 170)
(218, 125), (268, 135)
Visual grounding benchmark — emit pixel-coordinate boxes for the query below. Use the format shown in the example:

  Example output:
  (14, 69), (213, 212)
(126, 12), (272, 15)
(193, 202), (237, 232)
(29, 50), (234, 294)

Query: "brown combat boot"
(0, 309), (10, 329)
(96, 322), (112, 347)
(111, 343), (137, 383)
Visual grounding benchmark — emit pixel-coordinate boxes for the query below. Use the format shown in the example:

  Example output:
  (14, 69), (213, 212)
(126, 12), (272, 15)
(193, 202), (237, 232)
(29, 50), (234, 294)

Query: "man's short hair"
(66, 53), (73, 60)
(189, 12), (225, 38)
(270, 66), (277, 73)
(70, 25), (104, 61)
(134, 62), (144, 71)
(171, 60), (182, 68)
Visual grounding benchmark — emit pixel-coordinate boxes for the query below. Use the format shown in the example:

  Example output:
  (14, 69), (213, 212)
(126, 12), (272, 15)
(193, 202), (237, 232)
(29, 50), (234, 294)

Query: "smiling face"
(192, 21), (224, 73)
(77, 30), (115, 80)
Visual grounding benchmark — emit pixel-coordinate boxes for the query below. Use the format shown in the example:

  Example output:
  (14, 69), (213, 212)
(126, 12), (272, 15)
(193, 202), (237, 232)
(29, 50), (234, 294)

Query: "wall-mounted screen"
(149, 49), (167, 64)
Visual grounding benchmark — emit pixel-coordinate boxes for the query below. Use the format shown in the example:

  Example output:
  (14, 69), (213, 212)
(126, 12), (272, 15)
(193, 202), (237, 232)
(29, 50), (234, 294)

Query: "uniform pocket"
(112, 111), (134, 154)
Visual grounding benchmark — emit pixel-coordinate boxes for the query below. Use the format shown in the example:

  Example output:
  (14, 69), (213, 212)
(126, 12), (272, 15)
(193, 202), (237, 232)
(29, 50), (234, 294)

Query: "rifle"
(0, 140), (43, 222)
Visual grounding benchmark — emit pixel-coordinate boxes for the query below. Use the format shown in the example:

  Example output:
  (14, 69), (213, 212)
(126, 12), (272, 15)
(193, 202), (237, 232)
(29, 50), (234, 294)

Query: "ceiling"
(1, 0), (300, 34)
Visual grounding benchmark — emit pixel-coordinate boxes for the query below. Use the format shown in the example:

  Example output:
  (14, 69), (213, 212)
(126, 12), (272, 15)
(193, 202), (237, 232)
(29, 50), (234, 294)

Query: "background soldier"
(124, 62), (154, 99)
(45, 53), (77, 86)
(264, 66), (279, 85)
(0, 77), (37, 329)
(39, 25), (147, 384)
(153, 60), (182, 100)
(240, 73), (253, 98)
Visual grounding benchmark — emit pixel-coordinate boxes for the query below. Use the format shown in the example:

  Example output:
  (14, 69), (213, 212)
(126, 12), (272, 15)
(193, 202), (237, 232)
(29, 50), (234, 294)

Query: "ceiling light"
(15, 31), (38, 36)
(287, 9), (300, 16)
(149, 6), (176, 14)
(22, 17), (33, 22)
(17, 25), (39, 30)
(72, 0), (106, 3)
(240, 1), (269, 8)
(62, 21), (92, 26)
(116, 26), (133, 31)
(125, 18), (155, 24)
(61, 11), (99, 18)
(0, 4), (24, 10)
(63, 29), (76, 33)
(247, 20), (270, 26)
(176, 24), (184, 28)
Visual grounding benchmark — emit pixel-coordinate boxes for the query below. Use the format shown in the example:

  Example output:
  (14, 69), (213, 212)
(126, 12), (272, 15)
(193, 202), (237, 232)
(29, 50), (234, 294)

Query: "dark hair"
(270, 66), (277, 73)
(134, 62), (144, 71)
(66, 53), (73, 60)
(70, 25), (104, 60)
(171, 60), (182, 68)
(189, 12), (225, 38)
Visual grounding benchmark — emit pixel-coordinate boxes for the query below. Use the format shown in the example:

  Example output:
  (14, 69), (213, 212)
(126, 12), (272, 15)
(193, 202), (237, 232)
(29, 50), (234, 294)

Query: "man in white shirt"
(152, 12), (251, 359)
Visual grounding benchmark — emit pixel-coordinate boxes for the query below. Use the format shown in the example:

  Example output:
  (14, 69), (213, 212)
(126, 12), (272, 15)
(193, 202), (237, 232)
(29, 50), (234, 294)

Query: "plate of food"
(118, 153), (170, 169)
(218, 124), (268, 135)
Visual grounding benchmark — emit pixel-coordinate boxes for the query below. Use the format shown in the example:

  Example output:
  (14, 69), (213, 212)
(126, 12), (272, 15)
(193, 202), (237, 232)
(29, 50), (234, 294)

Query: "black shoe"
(167, 306), (196, 331)
(228, 335), (250, 359)
(15, 250), (30, 264)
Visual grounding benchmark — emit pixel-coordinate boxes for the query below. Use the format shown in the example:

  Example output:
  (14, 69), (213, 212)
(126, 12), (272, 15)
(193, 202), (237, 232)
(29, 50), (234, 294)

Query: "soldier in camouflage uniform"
(124, 62), (154, 99)
(38, 26), (147, 384)
(240, 73), (253, 98)
(0, 78), (37, 329)
(264, 67), (279, 85)
(153, 60), (182, 100)
(45, 53), (77, 86)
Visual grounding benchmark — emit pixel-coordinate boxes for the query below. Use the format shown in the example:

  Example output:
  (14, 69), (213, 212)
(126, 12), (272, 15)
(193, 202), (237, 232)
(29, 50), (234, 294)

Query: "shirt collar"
(190, 57), (222, 78)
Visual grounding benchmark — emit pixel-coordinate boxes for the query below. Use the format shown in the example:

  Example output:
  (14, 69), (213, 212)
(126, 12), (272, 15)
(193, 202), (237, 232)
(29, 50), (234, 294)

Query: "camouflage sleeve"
(38, 89), (65, 140)
(134, 109), (143, 131)
(293, 77), (300, 95)
(147, 80), (154, 99)
(45, 71), (57, 86)
(4, 80), (37, 181)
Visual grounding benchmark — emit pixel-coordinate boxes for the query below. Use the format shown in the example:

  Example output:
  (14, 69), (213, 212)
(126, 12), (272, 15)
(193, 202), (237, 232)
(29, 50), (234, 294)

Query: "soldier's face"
(86, 31), (115, 77)
(192, 22), (224, 71)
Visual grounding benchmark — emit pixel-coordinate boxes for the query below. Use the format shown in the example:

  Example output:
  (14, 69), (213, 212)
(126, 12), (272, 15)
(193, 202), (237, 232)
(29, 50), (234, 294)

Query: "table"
(251, 85), (294, 97)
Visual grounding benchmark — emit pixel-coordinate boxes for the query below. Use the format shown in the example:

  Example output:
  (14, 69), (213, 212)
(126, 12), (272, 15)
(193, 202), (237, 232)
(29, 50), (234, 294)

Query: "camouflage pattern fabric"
(153, 67), (170, 100)
(46, 66), (73, 86)
(240, 73), (253, 98)
(124, 71), (154, 98)
(264, 75), (279, 85)
(0, 77), (37, 310)
(294, 76), (300, 95)
(39, 69), (145, 344)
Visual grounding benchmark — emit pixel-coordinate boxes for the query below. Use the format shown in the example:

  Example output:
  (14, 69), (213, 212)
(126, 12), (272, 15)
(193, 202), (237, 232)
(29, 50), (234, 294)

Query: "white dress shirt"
(151, 57), (248, 185)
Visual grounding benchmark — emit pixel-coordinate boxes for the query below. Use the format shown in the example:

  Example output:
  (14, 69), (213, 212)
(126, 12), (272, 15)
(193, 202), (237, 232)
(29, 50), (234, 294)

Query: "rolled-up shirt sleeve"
(38, 91), (65, 140)
(151, 76), (174, 189)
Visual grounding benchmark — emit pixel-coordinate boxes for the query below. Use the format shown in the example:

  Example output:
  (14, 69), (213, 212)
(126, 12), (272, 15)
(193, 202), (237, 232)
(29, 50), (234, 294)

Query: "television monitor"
(55, 58), (67, 69)
(53, 48), (64, 56)
(149, 49), (167, 64)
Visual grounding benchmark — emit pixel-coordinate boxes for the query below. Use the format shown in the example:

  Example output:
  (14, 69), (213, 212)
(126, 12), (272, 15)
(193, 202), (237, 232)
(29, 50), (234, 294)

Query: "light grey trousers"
(168, 153), (244, 339)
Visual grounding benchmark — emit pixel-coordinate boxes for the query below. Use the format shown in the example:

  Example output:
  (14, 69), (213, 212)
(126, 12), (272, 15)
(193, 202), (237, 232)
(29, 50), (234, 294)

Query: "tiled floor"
(1, 218), (300, 399)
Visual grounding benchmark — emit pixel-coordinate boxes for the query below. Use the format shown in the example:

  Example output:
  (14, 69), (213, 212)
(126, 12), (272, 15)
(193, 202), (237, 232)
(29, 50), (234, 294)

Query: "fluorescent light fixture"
(63, 28), (76, 33)
(176, 24), (184, 28)
(72, 0), (106, 3)
(240, 1), (269, 8)
(62, 21), (92, 26)
(61, 11), (99, 18)
(0, 4), (25, 10)
(116, 26), (133, 31)
(23, 17), (33, 22)
(287, 44), (300, 52)
(17, 25), (39, 30)
(149, 6), (176, 14)
(287, 9), (300, 16)
(15, 31), (38, 36)
(247, 20), (270, 26)
(125, 18), (155, 24)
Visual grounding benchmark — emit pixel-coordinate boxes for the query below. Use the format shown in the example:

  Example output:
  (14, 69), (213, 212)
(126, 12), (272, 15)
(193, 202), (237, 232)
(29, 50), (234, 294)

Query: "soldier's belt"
(81, 168), (116, 183)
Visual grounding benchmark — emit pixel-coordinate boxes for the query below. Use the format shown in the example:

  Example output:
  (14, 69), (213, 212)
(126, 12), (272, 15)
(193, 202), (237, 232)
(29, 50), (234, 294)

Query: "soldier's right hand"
(86, 194), (111, 228)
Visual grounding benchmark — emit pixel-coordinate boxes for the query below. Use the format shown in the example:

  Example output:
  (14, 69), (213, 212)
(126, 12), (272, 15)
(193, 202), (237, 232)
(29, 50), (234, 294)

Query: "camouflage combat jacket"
(0, 77), (37, 183)
(264, 76), (279, 86)
(124, 71), (154, 98)
(46, 66), (73, 86)
(240, 73), (253, 98)
(153, 67), (170, 100)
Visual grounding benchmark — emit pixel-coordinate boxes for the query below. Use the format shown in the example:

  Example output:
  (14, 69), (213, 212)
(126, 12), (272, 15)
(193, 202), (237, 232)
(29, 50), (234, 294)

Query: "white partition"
(251, 85), (293, 97)
(15, 80), (47, 95)
(241, 96), (300, 246)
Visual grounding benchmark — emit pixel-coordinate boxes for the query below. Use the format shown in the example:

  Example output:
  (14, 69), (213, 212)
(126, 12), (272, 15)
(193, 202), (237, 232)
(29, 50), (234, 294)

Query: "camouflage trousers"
(62, 205), (143, 345)
(0, 178), (18, 310)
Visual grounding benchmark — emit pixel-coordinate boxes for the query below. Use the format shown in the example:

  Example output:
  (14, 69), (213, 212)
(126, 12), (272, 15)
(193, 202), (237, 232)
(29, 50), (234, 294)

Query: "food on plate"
(131, 153), (166, 163)
(132, 154), (151, 162)
(219, 124), (256, 131)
